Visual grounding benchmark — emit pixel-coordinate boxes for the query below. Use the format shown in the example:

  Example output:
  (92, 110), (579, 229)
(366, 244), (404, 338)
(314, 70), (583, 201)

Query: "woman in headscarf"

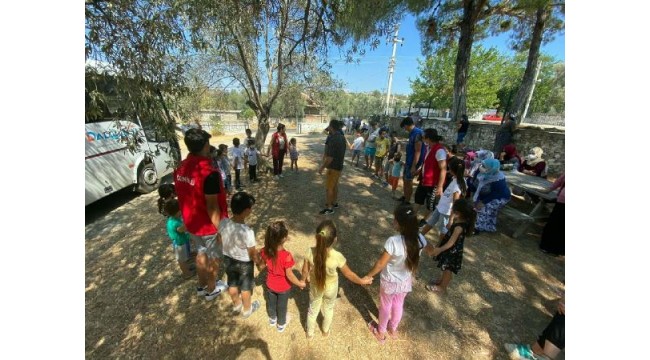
(499, 144), (522, 170)
(466, 150), (494, 199)
(474, 159), (511, 234)
(519, 146), (547, 178)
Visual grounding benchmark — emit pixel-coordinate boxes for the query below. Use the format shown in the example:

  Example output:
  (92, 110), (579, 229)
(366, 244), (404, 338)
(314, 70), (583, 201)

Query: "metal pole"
(384, 24), (403, 116)
(522, 60), (543, 122)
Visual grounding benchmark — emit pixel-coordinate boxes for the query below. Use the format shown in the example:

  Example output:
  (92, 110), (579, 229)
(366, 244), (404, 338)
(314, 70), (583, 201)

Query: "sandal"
(368, 322), (386, 344)
(425, 284), (446, 294)
(387, 329), (398, 340)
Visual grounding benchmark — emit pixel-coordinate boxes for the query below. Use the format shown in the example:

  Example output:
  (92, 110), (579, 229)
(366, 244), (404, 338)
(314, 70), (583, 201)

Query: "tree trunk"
(450, 0), (478, 123)
(255, 113), (270, 151)
(511, 6), (549, 124)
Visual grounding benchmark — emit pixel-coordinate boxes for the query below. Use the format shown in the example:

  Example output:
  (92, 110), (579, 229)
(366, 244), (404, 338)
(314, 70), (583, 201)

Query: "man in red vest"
(174, 129), (229, 300)
(413, 128), (447, 226)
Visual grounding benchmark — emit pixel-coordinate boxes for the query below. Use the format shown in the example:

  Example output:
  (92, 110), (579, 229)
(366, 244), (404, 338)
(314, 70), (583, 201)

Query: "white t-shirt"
(436, 179), (461, 215)
(244, 147), (258, 166)
(352, 137), (364, 150)
(231, 147), (244, 170)
(380, 234), (427, 283)
(219, 218), (256, 262)
(366, 128), (380, 148)
(278, 136), (286, 149)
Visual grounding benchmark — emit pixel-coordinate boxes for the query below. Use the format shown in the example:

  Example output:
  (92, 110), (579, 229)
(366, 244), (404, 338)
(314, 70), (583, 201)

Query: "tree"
(408, 0), (512, 123)
(495, 0), (564, 123)
(85, 0), (200, 135)
(185, 0), (366, 149)
(410, 44), (509, 115)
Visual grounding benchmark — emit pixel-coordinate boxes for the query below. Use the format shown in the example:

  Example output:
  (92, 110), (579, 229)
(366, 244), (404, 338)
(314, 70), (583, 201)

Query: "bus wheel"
(137, 163), (158, 193)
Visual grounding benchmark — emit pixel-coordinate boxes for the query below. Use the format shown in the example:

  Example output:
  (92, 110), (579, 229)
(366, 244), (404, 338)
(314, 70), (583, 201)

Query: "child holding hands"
(259, 221), (306, 332)
(302, 220), (372, 339)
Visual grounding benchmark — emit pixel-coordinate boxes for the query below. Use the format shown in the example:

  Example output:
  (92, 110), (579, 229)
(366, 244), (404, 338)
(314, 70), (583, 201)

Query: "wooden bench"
(500, 205), (535, 239)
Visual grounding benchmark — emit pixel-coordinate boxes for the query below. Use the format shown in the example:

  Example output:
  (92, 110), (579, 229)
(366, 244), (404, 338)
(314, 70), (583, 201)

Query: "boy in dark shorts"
(218, 192), (261, 318)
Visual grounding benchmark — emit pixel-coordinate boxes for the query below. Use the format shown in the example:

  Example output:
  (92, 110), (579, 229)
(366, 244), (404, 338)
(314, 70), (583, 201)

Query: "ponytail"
(313, 220), (337, 292)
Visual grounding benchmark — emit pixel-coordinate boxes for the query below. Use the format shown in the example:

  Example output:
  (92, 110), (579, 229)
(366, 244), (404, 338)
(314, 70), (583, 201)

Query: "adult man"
(399, 117), (426, 204)
(413, 128), (447, 226)
(319, 120), (347, 215)
(457, 114), (470, 147)
(174, 129), (229, 300)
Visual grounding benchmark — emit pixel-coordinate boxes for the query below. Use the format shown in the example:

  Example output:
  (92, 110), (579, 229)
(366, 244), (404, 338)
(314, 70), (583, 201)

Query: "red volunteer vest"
(174, 154), (229, 236)
(421, 143), (446, 187)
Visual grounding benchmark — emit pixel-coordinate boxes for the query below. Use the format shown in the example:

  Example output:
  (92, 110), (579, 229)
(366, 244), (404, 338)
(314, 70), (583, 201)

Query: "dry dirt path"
(86, 132), (564, 359)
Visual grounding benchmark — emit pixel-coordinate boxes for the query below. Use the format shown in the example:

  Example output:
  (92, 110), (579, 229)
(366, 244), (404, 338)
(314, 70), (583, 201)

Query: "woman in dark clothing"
(493, 114), (517, 155)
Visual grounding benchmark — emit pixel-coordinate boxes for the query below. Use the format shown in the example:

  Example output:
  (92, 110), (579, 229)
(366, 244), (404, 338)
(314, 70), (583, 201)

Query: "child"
(219, 191), (261, 318)
(231, 138), (245, 191)
(245, 128), (255, 146)
(425, 198), (476, 294)
(164, 199), (195, 279)
(350, 131), (364, 167)
(289, 138), (299, 172)
(421, 157), (467, 241)
(259, 221), (306, 332)
(301, 220), (372, 339)
(384, 131), (400, 185)
(244, 139), (261, 183)
(364, 204), (432, 343)
(157, 183), (176, 216)
(217, 144), (233, 195)
(388, 152), (404, 199)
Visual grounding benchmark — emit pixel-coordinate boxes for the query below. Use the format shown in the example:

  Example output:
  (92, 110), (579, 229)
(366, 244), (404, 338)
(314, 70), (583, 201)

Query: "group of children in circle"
(203, 128), (300, 194)
(156, 159), (477, 341)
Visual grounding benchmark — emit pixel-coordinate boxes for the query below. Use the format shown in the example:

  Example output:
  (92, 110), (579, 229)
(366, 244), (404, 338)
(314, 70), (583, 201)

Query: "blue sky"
(330, 14), (565, 95)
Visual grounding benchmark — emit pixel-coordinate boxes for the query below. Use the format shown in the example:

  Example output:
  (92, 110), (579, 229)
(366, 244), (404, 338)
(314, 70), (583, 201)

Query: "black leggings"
(249, 165), (257, 181)
(273, 150), (286, 175)
(235, 169), (241, 188)
(266, 289), (290, 325)
(537, 312), (565, 350)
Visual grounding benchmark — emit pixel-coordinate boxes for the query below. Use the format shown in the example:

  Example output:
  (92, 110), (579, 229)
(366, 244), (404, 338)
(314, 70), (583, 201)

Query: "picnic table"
(504, 170), (558, 220)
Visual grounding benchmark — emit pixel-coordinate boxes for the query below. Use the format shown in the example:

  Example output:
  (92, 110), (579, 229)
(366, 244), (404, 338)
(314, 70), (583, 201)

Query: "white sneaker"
(205, 280), (228, 301)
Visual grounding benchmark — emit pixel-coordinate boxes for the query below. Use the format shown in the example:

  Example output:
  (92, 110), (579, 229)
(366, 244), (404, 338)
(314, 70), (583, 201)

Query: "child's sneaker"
(277, 314), (291, 333)
(242, 300), (260, 319)
(196, 286), (207, 296)
(232, 303), (243, 314)
(204, 287), (223, 301)
(216, 280), (228, 292)
(269, 317), (277, 326)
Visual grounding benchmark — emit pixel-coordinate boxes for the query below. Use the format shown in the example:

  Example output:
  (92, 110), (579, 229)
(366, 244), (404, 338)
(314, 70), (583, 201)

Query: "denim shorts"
(426, 209), (450, 235)
(364, 147), (376, 157)
(456, 132), (467, 144)
(224, 256), (255, 291)
(190, 233), (223, 260)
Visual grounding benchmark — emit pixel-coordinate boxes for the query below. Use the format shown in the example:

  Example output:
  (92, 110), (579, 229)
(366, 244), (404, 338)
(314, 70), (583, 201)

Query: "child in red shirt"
(259, 221), (306, 332)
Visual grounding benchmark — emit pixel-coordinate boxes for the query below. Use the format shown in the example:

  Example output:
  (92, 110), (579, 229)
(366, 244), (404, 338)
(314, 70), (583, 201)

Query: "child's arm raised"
(364, 250), (391, 280)
(432, 226), (463, 257)
(285, 267), (306, 290)
(340, 264), (372, 285)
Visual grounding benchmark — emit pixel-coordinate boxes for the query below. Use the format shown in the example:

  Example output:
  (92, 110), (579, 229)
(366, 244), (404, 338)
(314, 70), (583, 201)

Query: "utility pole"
(522, 60), (543, 122)
(384, 24), (403, 116)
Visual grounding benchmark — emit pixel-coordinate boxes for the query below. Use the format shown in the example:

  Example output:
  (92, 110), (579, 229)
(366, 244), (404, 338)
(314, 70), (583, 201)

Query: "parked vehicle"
(482, 114), (503, 121)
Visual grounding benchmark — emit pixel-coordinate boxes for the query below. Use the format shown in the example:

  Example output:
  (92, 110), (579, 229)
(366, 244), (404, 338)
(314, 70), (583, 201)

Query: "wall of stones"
(388, 117), (565, 177)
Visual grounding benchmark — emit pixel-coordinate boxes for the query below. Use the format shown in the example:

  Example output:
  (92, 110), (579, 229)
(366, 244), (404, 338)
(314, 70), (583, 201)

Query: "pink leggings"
(378, 290), (408, 333)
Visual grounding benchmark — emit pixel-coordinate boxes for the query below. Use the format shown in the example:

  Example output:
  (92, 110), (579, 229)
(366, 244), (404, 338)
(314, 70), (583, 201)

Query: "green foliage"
(410, 46), (564, 115)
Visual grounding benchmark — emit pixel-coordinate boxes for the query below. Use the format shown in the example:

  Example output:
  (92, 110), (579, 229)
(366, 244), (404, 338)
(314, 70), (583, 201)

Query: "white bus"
(85, 120), (179, 205)
(85, 66), (181, 205)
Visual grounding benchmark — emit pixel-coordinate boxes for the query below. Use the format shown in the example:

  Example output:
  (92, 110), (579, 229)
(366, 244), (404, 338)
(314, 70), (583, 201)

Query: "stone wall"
(388, 117), (565, 177)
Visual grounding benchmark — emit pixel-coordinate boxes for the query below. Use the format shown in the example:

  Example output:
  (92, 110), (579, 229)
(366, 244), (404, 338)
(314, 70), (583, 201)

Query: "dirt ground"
(85, 131), (565, 359)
